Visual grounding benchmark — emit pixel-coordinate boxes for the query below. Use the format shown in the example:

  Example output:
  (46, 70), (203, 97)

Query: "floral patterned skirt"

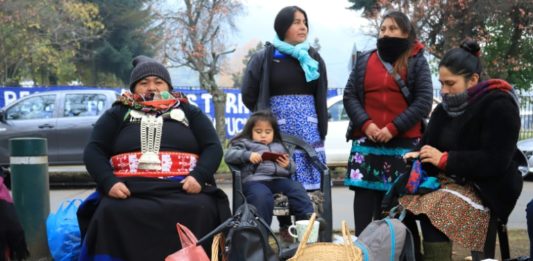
(270, 95), (325, 190)
(399, 175), (490, 251)
(344, 136), (419, 191)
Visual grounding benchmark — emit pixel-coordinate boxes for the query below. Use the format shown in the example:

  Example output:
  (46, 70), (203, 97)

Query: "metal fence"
(432, 88), (533, 140)
(333, 87), (533, 139)
(519, 95), (533, 140)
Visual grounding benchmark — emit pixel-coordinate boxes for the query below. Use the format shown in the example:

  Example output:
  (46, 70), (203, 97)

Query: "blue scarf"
(272, 36), (320, 82)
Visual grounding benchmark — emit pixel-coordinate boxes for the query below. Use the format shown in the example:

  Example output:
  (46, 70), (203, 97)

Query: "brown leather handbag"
(165, 223), (210, 261)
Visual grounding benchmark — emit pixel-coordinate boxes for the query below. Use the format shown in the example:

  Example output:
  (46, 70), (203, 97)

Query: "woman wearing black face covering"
(343, 11), (432, 236)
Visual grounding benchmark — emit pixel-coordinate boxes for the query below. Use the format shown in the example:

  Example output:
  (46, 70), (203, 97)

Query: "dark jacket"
(224, 138), (295, 182)
(241, 42), (329, 139)
(343, 48), (433, 140)
(422, 90), (522, 223)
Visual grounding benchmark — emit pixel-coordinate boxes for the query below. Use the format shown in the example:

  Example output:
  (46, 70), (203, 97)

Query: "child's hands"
(249, 152), (262, 164)
(276, 154), (290, 168)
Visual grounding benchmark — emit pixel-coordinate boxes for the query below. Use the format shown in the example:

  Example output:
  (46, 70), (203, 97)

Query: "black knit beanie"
(129, 55), (172, 92)
(274, 6), (308, 41)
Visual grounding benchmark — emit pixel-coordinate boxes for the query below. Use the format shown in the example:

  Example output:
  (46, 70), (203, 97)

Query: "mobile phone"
(261, 152), (284, 161)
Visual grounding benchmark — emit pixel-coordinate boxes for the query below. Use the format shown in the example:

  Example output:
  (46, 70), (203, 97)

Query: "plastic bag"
(46, 199), (83, 261)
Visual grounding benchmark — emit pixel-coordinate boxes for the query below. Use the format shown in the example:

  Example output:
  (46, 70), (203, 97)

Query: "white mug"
(288, 220), (320, 243)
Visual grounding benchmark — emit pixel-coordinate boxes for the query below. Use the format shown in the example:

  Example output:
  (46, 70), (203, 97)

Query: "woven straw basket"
(211, 233), (226, 261)
(288, 213), (362, 261)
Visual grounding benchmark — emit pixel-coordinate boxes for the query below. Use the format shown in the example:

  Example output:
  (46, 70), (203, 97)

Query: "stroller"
(228, 134), (333, 259)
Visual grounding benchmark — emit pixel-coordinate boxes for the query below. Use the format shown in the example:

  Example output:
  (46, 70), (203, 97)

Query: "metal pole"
(9, 137), (50, 260)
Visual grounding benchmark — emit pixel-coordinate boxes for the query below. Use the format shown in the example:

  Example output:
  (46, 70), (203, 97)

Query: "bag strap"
(196, 217), (233, 245)
(354, 240), (370, 261)
(292, 213), (317, 257)
(176, 223), (198, 248)
(400, 227), (416, 261)
(256, 214), (281, 257)
(384, 219), (396, 261)
(57, 198), (83, 213)
(388, 205), (407, 221)
(197, 191), (249, 245)
(376, 51), (411, 102)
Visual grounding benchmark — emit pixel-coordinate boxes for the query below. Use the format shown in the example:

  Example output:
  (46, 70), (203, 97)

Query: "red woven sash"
(111, 151), (199, 177)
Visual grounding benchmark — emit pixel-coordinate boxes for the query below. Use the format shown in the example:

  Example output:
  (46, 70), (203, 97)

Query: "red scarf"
(117, 91), (189, 114)
(468, 79), (513, 103)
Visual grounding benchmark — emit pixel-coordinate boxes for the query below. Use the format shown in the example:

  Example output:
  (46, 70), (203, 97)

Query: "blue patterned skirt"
(270, 95), (325, 190)
(344, 136), (420, 191)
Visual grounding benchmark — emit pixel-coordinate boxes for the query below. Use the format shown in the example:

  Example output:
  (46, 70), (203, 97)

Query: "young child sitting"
(225, 110), (315, 226)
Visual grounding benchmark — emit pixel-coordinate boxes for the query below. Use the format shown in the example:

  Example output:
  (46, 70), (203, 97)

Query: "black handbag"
(198, 192), (280, 261)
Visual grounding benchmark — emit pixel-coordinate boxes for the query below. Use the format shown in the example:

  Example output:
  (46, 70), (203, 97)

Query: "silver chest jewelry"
(130, 110), (163, 170)
(170, 108), (189, 126)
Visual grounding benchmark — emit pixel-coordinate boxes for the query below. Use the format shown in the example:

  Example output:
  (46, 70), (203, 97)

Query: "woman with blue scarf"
(241, 5), (328, 244)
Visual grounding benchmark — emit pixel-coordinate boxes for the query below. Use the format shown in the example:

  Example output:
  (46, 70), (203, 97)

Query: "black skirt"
(77, 177), (230, 261)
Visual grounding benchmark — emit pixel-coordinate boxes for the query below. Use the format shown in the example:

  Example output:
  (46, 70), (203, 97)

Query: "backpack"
(198, 192), (280, 261)
(354, 207), (415, 261)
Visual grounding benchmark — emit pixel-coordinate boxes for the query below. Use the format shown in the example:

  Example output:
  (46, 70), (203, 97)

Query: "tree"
(161, 0), (244, 143)
(231, 41), (263, 88)
(347, 0), (533, 90)
(77, 0), (162, 86)
(311, 37), (321, 52)
(0, 0), (104, 86)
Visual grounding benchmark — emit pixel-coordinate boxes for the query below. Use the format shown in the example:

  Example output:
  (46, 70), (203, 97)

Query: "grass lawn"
(321, 229), (530, 260)
(452, 229), (529, 260)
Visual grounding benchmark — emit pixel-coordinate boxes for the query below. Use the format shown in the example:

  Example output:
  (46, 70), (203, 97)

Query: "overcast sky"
(170, 0), (378, 88)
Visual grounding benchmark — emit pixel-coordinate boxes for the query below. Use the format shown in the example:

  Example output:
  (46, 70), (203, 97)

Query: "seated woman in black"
(401, 40), (522, 260)
(78, 55), (231, 261)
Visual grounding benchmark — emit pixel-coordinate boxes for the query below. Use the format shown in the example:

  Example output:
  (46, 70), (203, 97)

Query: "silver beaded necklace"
(129, 110), (163, 170)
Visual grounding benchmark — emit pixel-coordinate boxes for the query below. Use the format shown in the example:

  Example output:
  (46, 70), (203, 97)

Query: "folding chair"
(230, 134), (333, 243)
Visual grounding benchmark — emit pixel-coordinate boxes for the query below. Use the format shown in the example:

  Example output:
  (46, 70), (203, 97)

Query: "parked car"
(0, 90), (119, 167)
(517, 138), (533, 178)
(324, 95), (440, 167)
(324, 95), (351, 167)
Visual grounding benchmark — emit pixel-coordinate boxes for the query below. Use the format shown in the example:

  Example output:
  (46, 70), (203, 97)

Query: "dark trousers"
(243, 179), (314, 225)
(527, 199), (533, 258)
(403, 213), (450, 261)
(352, 187), (384, 236)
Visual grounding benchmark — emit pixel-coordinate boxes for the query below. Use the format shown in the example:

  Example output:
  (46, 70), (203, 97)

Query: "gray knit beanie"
(129, 55), (172, 92)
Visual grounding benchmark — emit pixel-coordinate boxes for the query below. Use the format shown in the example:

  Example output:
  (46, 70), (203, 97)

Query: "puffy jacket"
(343, 47), (433, 140)
(224, 139), (295, 182)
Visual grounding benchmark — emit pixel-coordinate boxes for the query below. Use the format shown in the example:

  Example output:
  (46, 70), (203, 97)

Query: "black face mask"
(377, 37), (411, 63)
